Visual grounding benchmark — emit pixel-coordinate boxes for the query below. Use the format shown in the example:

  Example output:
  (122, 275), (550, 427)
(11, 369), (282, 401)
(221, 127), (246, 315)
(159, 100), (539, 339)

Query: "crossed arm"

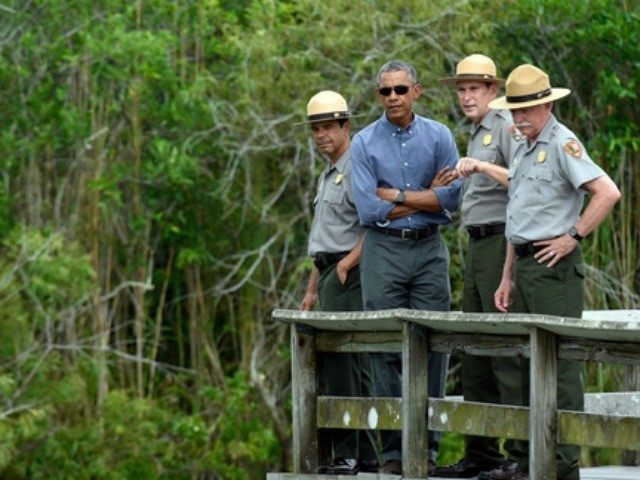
(376, 167), (460, 218)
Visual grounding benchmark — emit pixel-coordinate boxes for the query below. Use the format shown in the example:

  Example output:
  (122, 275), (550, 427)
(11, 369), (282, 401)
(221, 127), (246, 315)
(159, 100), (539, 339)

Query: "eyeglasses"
(377, 85), (412, 96)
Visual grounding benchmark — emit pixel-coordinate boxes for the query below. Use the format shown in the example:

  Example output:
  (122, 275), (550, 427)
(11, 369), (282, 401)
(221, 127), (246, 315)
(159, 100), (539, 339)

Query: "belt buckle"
(401, 228), (413, 240)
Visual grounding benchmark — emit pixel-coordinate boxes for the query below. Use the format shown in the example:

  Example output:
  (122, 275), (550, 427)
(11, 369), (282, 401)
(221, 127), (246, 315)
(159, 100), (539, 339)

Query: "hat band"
(307, 111), (350, 122)
(456, 73), (496, 79)
(506, 88), (552, 104)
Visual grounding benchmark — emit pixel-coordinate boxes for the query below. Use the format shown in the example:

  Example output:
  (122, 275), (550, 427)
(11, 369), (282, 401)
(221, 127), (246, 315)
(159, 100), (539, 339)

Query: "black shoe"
(379, 459), (402, 475)
(331, 457), (359, 475)
(433, 458), (496, 478)
(358, 458), (379, 473)
(478, 461), (528, 480)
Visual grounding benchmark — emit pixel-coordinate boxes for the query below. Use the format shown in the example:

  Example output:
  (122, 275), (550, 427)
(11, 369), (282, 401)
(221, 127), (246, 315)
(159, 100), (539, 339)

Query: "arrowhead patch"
(563, 140), (583, 158)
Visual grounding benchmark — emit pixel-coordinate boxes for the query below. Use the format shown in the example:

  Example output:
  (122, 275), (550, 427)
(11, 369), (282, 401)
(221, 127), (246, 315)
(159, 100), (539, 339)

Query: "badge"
(334, 174), (343, 185)
(483, 134), (492, 146)
(563, 140), (583, 158)
(537, 150), (546, 164)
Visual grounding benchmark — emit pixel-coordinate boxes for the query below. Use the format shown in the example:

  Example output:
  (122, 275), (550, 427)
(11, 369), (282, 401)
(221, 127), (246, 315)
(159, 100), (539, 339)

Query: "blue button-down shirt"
(351, 112), (461, 229)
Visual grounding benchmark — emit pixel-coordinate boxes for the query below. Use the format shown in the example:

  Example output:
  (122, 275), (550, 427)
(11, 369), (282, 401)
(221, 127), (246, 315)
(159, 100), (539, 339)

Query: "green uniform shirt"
(461, 109), (516, 227)
(506, 115), (606, 244)
(308, 150), (362, 256)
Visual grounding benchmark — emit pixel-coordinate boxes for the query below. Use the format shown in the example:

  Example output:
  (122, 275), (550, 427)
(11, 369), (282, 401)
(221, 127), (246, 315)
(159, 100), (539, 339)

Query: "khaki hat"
(440, 54), (503, 85)
(489, 64), (571, 109)
(296, 90), (351, 125)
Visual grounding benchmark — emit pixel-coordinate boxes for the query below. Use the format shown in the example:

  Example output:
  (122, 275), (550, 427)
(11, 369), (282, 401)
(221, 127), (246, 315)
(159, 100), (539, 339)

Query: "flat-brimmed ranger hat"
(489, 64), (571, 110)
(440, 54), (503, 86)
(294, 90), (352, 125)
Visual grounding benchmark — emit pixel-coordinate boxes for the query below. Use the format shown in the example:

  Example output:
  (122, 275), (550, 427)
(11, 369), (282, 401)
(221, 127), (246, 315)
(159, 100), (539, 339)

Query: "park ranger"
(434, 54), (520, 479)
(459, 64), (620, 480)
(298, 90), (376, 475)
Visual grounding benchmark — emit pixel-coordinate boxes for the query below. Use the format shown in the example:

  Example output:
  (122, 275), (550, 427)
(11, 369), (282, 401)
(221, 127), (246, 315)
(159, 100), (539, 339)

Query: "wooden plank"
(430, 332), (529, 357)
(584, 391), (640, 416)
(402, 322), (429, 478)
(529, 327), (557, 480)
(317, 396), (402, 430)
(316, 396), (640, 449)
(559, 410), (640, 449)
(272, 308), (640, 342)
(622, 366), (640, 465)
(560, 338), (640, 366)
(291, 324), (317, 473)
(315, 331), (401, 353)
(428, 398), (529, 440)
(315, 331), (640, 367)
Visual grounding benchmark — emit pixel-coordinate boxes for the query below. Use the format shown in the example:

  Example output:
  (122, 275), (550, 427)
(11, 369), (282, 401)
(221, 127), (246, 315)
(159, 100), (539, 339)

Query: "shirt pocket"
(477, 145), (499, 164)
(324, 189), (345, 205)
(526, 166), (554, 196)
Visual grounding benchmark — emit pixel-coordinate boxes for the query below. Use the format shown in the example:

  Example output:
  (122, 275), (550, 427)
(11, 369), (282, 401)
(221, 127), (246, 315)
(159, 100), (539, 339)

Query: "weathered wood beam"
(559, 410), (640, 449)
(316, 330), (640, 367)
(317, 396), (640, 449)
(529, 327), (558, 480)
(402, 322), (429, 478)
(291, 324), (317, 473)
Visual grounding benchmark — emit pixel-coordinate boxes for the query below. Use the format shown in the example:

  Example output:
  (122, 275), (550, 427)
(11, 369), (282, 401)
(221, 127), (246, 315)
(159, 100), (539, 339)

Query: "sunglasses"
(377, 85), (412, 96)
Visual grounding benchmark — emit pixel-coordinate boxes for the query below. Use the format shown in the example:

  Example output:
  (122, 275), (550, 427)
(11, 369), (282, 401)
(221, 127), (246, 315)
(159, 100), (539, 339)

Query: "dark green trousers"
(461, 233), (521, 466)
(504, 247), (586, 480)
(316, 264), (376, 462)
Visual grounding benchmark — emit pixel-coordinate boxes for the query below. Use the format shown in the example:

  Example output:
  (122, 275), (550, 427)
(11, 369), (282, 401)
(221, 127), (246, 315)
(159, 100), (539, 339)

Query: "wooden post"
(402, 321), (429, 478)
(529, 327), (557, 479)
(622, 366), (640, 465)
(291, 323), (317, 473)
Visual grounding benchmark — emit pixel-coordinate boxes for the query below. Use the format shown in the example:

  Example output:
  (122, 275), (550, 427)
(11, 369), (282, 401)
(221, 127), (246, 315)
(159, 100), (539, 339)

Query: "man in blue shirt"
(351, 59), (461, 475)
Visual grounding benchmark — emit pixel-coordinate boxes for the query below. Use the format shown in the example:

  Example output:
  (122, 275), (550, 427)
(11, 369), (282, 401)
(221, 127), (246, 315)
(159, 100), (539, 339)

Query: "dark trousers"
(317, 264), (377, 462)
(360, 229), (451, 462)
(504, 247), (585, 480)
(461, 233), (521, 465)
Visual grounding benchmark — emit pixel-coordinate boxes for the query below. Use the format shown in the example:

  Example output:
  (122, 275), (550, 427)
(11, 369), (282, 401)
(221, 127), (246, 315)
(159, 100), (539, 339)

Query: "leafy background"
(0, 0), (637, 478)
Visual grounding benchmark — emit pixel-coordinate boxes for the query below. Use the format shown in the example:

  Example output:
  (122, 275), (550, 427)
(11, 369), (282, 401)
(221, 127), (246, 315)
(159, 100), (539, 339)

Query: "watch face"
(396, 190), (406, 203)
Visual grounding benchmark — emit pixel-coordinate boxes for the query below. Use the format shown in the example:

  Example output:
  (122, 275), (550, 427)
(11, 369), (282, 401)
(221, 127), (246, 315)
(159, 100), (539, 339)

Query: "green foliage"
(0, 0), (636, 476)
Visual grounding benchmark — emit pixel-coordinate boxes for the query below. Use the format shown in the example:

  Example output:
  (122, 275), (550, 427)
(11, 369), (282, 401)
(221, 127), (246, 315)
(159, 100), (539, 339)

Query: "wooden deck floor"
(268, 465), (640, 479)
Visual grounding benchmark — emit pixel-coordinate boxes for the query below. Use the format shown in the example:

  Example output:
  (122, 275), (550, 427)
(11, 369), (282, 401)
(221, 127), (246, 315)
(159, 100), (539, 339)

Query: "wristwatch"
(568, 226), (583, 242)
(395, 189), (406, 204)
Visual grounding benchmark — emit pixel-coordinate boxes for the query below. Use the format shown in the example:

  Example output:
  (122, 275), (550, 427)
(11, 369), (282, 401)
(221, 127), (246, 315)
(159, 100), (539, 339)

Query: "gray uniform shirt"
(308, 150), (362, 256)
(506, 114), (606, 244)
(461, 109), (516, 227)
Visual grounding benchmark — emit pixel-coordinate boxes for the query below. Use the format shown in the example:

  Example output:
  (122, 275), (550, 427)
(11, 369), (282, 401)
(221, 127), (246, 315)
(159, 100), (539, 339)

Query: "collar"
(324, 150), (350, 175)
(469, 108), (498, 136)
(525, 114), (557, 151)
(380, 111), (417, 135)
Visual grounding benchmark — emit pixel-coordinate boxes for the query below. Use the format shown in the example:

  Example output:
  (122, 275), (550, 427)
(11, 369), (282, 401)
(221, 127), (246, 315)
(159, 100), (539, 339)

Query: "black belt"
(370, 224), (438, 240)
(467, 223), (505, 241)
(514, 242), (544, 258)
(313, 251), (349, 271)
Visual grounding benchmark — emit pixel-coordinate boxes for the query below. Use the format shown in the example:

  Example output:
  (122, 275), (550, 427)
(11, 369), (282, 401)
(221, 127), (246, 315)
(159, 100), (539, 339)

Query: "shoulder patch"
(563, 140), (583, 158)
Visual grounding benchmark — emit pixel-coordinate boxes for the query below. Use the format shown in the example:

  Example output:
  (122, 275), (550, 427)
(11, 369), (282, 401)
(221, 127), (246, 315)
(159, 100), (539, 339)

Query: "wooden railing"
(271, 309), (640, 479)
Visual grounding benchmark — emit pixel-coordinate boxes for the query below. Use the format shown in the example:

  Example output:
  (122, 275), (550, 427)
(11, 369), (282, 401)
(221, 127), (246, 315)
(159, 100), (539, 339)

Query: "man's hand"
(377, 187), (398, 203)
(456, 157), (483, 177)
(336, 257), (350, 284)
(430, 166), (460, 188)
(494, 277), (513, 312)
(533, 235), (578, 268)
(299, 291), (317, 311)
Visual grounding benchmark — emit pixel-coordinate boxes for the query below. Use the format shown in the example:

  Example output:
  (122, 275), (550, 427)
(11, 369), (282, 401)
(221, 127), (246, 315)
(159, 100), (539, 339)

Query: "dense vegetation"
(0, 0), (637, 478)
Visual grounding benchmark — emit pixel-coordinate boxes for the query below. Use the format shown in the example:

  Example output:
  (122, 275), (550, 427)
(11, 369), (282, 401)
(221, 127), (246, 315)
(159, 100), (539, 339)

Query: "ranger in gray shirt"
(435, 54), (520, 479)
(462, 64), (620, 480)
(298, 90), (375, 475)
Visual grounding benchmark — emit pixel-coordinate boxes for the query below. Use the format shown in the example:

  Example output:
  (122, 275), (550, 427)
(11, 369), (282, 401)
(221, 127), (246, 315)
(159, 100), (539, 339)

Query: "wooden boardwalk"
(269, 309), (640, 479)
(267, 466), (640, 479)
